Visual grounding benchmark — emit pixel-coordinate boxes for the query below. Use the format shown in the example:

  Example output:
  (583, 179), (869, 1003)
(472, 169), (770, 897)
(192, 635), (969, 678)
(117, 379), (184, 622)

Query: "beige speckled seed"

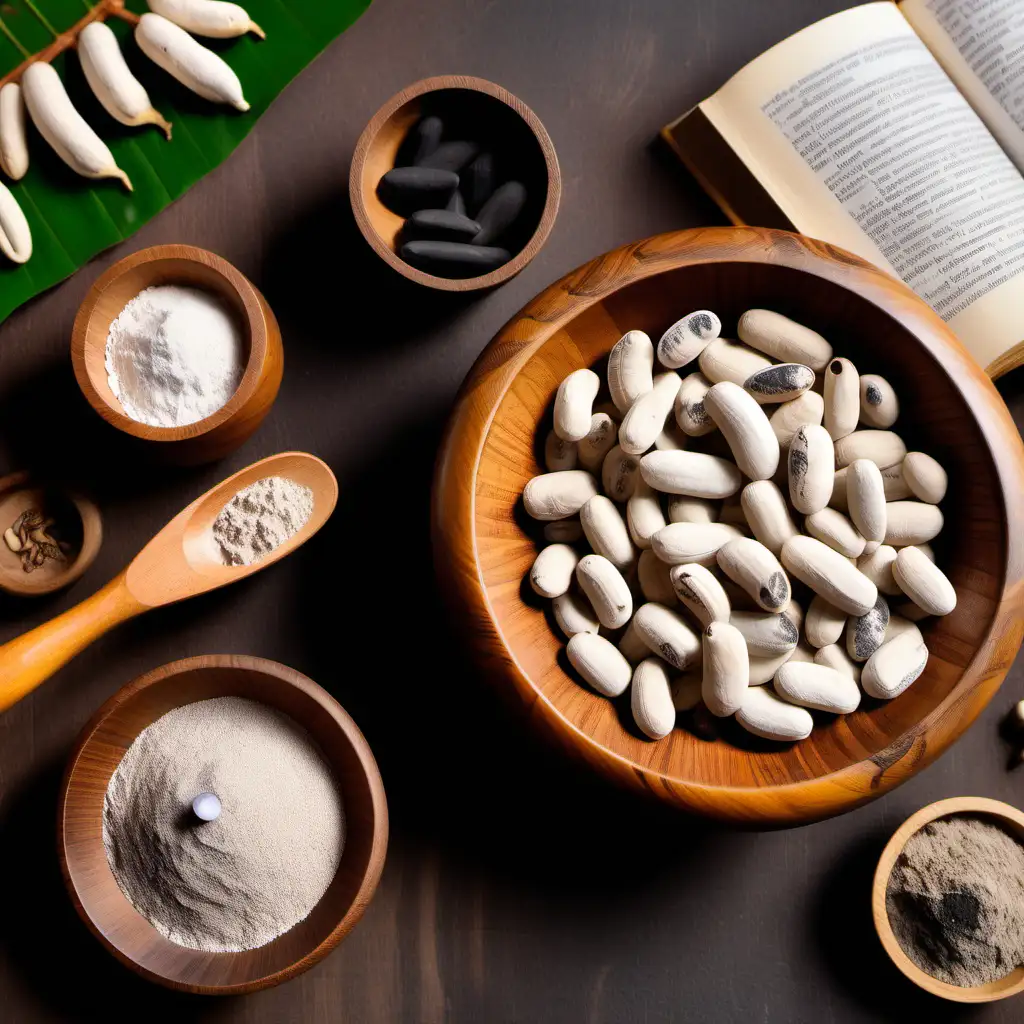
(892, 546), (956, 616)
(674, 371), (717, 437)
(737, 309), (833, 371)
(702, 621), (749, 717)
(901, 451), (947, 504)
(669, 562), (731, 628)
(631, 657), (676, 739)
(524, 470), (599, 520)
(608, 329), (654, 413)
(859, 374), (898, 429)
(824, 357), (859, 440)
(554, 368), (600, 442)
(698, 337), (771, 386)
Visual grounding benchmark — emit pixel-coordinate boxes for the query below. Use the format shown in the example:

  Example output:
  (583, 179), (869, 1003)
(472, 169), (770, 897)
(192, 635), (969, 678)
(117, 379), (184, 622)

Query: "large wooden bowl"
(433, 227), (1024, 826)
(58, 656), (388, 994)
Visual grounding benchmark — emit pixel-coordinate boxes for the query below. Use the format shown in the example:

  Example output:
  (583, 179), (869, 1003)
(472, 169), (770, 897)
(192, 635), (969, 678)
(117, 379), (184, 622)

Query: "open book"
(662, 1), (1024, 377)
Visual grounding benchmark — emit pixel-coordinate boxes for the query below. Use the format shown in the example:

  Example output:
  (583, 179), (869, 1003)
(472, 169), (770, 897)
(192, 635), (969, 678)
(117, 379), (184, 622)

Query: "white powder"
(102, 696), (345, 953)
(105, 284), (245, 428)
(213, 476), (314, 566)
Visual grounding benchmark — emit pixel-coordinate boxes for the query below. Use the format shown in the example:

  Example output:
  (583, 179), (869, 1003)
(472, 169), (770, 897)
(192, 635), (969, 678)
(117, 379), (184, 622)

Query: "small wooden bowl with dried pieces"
(0, 472), (102, 597)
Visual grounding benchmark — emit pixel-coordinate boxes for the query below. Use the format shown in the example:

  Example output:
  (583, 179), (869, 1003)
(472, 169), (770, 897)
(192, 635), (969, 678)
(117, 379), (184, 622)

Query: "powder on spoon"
(105, 284), (245, 428)
(103, 696), (345, 953)
(886, 815), (1024, 986)
(213, 476), (314, 566)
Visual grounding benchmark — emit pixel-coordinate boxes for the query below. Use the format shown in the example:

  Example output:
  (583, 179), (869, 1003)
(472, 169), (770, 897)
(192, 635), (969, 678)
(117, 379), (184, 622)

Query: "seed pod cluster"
(0, 2), (264, 266)
(521, 307), (956, 742)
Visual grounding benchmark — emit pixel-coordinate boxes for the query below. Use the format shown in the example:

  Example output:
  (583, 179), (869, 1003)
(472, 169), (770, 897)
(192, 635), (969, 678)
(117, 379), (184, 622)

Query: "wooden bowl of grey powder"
(58, 655), (389, 995)
(873, 796), (1024, 1003)
(71, 244), (284, 466)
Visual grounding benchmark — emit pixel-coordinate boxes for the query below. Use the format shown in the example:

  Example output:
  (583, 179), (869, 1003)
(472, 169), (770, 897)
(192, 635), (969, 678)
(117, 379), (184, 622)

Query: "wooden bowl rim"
(57, 654), (389, 995)
(0, 470), (103, 597)
(70, 245), (271, 443)
(432, 225), (1024, 824)
(872, 796), (1024, 1002)
(349, 74), (561, 292)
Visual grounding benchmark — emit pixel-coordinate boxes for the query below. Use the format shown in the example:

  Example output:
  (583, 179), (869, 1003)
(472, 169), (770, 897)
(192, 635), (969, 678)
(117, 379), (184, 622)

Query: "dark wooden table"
(1, 1), (1023, 1020)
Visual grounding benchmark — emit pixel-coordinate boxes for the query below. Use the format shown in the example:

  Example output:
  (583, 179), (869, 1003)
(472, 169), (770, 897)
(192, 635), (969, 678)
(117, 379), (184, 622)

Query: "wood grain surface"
(433, 226), (1024, 824)
(1, 1), (1023, 1021)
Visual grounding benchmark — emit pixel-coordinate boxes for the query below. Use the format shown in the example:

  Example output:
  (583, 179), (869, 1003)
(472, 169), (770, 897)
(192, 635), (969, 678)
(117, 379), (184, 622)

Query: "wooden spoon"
(0, 452), (337, 714)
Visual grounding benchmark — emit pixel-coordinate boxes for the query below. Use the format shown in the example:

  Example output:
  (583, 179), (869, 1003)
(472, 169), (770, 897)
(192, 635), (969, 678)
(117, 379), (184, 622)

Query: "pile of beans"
(522, 309), (956, 743)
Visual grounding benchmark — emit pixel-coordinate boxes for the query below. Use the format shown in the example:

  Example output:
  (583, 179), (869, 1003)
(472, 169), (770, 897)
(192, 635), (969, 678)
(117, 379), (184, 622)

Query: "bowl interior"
(359, 85), (551, 270)
(874, 799), (1024, 1001)
(60, 660), (385, 993)
(78, 256), (260, 438)
(475, 261), (1004, 791)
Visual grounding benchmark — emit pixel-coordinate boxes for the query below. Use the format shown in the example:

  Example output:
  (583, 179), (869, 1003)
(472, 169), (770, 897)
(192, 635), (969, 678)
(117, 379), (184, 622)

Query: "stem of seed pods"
(0, 17), (30, 59)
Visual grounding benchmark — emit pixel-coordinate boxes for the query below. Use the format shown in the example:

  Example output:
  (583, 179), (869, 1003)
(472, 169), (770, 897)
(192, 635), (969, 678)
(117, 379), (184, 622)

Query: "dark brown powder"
(886, 815), (1024, 987)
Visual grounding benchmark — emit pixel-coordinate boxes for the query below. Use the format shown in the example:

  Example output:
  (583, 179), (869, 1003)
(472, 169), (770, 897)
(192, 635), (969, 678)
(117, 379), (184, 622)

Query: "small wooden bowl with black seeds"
(350, 75), (561, 291)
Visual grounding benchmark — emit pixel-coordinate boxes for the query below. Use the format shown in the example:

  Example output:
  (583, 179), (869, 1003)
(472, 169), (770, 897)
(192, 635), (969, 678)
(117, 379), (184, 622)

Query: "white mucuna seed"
(619, 371), (681, 455)
(21, 62), (132, 190)
(717, 537), (790, 613)
(774, 662), (861, 714)
(640, 449), (741, 499)
(136, 13), (250, 113)
(147, 0), (265, 39)
(703, 381), (780, 480)
(577, 413), (617, 471)
(626, 477), (666, 549)
(608, 330), (654, 412)
(674, 371), (717, 436)
(602, 446), (639, 502)
(78, 22), (172, 138)
(845, 594), (890, 662)
(901, 452), (947, 504)
(736, 685), (813, 741)
(823, 357), (859, 440)
(737, 309), (833, 371)
(633, 602), (701, 670)
(698, 337), (772, 386)
(747, 648), (795, 685)
(769, 390), (824, 450)
(859, 374), (899, 428)
(553, 368), (601, 442)
(580, 495), (634, 572)
(881, 463), (913, 501)
(814, 643), (861, 683)
(651, 522), (743, 566)
(669, 562), (730, 628)
(701, 621), (749, 717)
(523, 470), (598, 520)
(804, 507), (866, 559)
(576, 554), (633, 629)
(529, 543), (579, 598)
(834, 430), (907, 470)
(741, 480), (797, 555)
(861, 629), (929, 700)
(804, 594), (847, 648)
(846, 458), (886, 551)
(637, 548), (677, 604)
(618, 620), (651, 664)
(730, 609), (798, 657)
(0, 82), (28, 180)
(788, 423), (834, 515)
(667, 496), (718, 523)
(657, 310), (721, 369)
(544, 519), (582, 543)
(544, 430), (577, 471)
(566, 632), (632, 697)
(742, 363), (815, 404)
(892, 546), (957, 616)
(781, 535), (878, 616)
(631, 657), (677, 739)
(857, 544), (901, 595)
(0, 181), (31, 264)
(552, 590), (599, 637)
(884, 501), (943, 546)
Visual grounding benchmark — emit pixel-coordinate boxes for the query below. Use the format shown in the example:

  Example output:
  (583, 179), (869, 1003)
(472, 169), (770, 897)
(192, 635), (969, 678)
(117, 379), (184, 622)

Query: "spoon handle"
(0, 571), (145, 714)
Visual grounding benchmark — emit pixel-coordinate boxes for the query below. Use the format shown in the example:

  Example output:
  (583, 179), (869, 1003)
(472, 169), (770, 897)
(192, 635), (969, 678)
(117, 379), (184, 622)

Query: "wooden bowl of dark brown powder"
(873, 797), (1024, 1003)
(58, 655), (389, 994)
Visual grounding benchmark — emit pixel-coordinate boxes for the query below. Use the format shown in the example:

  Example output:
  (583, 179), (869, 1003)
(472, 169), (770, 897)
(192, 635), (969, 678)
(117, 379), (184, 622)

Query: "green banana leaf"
(0, 0), (371, 323)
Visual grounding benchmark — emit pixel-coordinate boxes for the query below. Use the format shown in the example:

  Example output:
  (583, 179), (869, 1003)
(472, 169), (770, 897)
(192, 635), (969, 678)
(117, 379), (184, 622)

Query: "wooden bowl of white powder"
(71, 245), (284, 465)
(58, 655), (388, 994)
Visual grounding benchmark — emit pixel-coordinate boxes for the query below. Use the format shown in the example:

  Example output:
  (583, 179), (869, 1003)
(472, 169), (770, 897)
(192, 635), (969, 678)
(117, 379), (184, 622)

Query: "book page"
(902, 0), (1024, 169)
(703, 2), (1024, 371)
